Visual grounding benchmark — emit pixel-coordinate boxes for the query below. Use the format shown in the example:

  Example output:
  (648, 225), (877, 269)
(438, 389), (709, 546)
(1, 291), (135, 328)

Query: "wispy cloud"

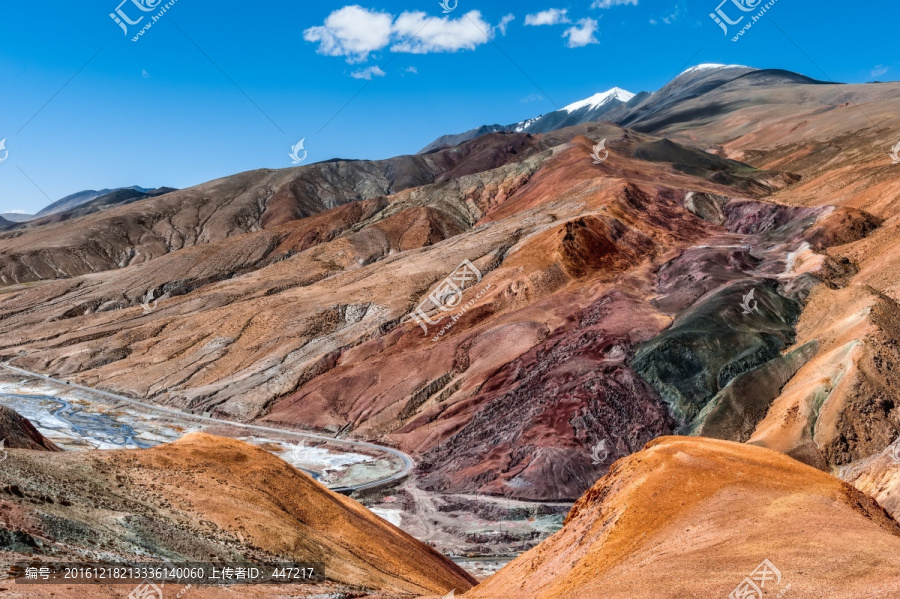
(563, 18), (600, 47)
(870, 65), (890, 78)
(591, 0), (638, 7)
(404, 66), (418, 74)
(525, 9), (572, 26)
(304, 6), (495, 63)
(496, 13), (516, 35)
(657, 3), (684, 25)
(350, 65), (386, 80)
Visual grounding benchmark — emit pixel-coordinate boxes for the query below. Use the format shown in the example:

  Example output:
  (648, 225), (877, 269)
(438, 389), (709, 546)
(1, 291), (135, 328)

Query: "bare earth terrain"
(0, 66), (899, 597)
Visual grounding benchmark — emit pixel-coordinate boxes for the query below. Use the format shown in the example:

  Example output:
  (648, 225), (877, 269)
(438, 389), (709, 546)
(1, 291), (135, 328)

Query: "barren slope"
(0, 123), (874, 502)
(636, 77), (900, 513)
(0, 133), (545, 285)
(0, 432), (474, 596)
(466, 437), (900, 599)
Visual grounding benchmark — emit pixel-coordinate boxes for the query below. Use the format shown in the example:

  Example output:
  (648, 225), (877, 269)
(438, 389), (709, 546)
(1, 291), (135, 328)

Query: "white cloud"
(305, 6), (495, 61)
(870, 65), (889, 78)
(350, 65), (386, 80)
(496, 13), (516, 35)
(303, 5), (394, 63)
(392, 10), (493, 54)
(405, 66), (419, 74)
(525, 8), (571, 26)
(563, 18), (600, 47)
(591, 0), (638, 7)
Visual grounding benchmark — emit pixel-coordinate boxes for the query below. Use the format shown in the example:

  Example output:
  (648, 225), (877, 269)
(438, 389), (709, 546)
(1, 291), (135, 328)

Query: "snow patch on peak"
(514, 116), (540, 133)
(563, 87), (635, 114)
(680, 63), (753, 76)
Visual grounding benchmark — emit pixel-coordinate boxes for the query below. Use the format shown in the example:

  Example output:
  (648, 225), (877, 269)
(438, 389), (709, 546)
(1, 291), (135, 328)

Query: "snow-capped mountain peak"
(563, 87), (636, 113)
(679, 63), (752, 77)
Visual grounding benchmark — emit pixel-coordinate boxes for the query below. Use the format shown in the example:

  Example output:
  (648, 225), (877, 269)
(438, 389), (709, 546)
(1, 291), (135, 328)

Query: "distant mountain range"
(420, 64), (827, 153)
(1, 186), (176, 229)
(419, 86), (645, 153)
(0, 212), (36, 223)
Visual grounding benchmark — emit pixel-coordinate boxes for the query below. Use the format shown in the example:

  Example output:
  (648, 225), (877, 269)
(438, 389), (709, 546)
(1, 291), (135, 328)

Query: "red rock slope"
(0, 404), (60, 451)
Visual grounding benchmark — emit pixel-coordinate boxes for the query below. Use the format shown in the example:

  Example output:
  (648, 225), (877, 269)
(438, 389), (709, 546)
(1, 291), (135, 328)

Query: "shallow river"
(0, 378), (388, 488)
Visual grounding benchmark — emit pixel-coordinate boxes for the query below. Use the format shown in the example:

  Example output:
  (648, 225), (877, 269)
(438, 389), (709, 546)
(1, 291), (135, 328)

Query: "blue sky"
(0, 0), (896, 213)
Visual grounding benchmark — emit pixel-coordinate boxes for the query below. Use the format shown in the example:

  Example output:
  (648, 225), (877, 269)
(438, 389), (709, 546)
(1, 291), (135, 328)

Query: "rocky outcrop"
(0, 405), (60, 451)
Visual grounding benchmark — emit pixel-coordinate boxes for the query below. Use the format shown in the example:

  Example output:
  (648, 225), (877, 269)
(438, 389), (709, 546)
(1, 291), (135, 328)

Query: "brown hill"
(0, 432), (474, 596)
(0, 404), (60, 451)
(0, 133), (544, 286)
(0, 124), (876, 503)
(466, 436), (900, 599)
(0, 77), (897, 513)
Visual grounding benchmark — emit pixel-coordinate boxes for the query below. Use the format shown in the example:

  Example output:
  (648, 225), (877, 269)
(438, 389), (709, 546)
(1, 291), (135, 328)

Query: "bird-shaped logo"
(590, 139), (608, 164)
(890, 141), (900, 165)
(438, 0), (458, 13)
(140, 289), (169, 314)
(590, 440), (609, 465)
(290, 441), (313, 466)
(0, 139), (8, 164)
(740, 289), (759, 315)
(289, 139), (308, 164)
(889, 441), (900, 463)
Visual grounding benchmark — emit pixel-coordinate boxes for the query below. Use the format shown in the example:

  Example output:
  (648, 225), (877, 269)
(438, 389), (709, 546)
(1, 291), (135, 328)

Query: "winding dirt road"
(0, 363), (414, 493)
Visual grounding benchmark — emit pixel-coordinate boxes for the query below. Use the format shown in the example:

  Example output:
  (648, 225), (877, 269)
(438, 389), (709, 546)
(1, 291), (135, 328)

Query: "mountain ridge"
(419, 64), (837, 153)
